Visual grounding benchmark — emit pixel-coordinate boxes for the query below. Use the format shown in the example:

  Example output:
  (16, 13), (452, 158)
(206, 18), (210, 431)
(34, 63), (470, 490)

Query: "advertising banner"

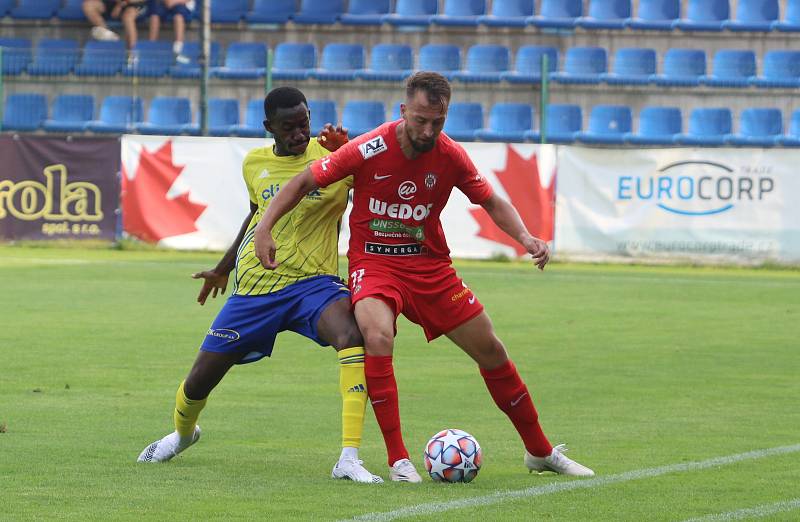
(0, 136), (120, 241)
(121, 135), (557, 259)
(557, 147), (800, 263)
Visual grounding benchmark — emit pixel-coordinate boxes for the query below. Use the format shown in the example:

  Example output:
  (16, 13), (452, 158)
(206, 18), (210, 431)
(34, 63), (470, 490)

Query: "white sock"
(173, 41), (184, 54)
(339, 446), (358, 461)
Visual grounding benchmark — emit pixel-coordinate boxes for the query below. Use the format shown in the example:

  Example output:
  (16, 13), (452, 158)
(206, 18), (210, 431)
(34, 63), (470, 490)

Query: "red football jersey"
(311, 120), (493, 269)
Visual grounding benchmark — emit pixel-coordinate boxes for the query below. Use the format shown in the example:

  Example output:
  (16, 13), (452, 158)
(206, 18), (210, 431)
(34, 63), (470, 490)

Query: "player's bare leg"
(317, 297), (383, 484)
(355, 298), (421, 483)
(137, 351), (240, 462)
(446, 312), (594, 477)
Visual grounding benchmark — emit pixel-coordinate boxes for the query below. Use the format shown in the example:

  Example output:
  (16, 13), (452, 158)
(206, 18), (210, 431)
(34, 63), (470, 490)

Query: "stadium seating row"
(4, 0), (800, 33)
(4, 38), (800, 89)
(4, 92), (800, 147)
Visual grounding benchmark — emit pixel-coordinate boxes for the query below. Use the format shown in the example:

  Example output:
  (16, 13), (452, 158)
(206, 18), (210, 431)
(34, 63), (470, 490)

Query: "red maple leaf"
(469, 146), (556, 256)
(121, 141), (207, 243)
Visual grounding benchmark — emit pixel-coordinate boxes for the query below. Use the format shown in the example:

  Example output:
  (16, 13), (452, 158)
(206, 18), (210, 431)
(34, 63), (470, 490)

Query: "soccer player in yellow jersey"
(137, 87), (382, 483)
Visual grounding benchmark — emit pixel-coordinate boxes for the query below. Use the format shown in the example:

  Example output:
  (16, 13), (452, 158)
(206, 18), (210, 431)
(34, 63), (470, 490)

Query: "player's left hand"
(317, 123), (349, 152)
(521, 235), (550, 270)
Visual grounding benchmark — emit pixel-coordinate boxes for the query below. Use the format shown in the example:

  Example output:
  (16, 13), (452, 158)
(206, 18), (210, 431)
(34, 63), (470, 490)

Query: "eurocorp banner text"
(0, 136), (120, 241)
(557, 147), (800, 263)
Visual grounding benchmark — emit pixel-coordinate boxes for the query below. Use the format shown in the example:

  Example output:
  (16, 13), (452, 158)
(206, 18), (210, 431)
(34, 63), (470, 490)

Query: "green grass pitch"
(1, 245), (798, 521)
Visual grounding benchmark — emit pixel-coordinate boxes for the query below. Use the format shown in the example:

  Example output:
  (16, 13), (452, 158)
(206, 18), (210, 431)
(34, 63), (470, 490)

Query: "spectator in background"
(83, 0), (148, 49)
(148, 0), (195, 64)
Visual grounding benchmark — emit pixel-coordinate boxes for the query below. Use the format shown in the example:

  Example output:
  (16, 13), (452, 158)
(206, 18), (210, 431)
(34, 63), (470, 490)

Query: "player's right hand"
(317, 123), (349, 152)
(192, 270), (228, 305)
(254, 226), (279, 270)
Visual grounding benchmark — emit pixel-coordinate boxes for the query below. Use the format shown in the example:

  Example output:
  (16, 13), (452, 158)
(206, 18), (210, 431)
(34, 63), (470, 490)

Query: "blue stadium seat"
(479, 0), (533, 27)
(626, 0), (680, 30)
(0, 38), (32, 76)
(478, 0), (534, 27)
(725, 0), (778, 32)
(653, 48), (706, 86)
(137, 97), (193, 135)
(442, 102), (483, 142)
(309, 43), (365, 81)
(125, 40), (173, 78)
(675, 108), (732, 146)
(501, 46), (558, 84)
(551, 47), (607, 85)
(10, 0), (60, 19)
(293, 0), (344, 24)
(778, 110), (800, 146)
(601, 48), (656, 85)
(43, 94), (94, 133)
(231, 99), (266, 138)
(577, 0), (632, 29)
(452, 44), (510, 83)
(475, 103), (533, 142)
(212, 42), (267, 79)
(57, 0), (86, 20)
(74, 40), (126, 77)
(383, 0), (437, 26)
(169, 41), (222, 79)
(86, 96), (143, 134)
(751, 50), (800, 88)
(308, 100), (337, 135)
(675, 0), (729, 31)
(342, 101), (385, 137)
(246, 0), (295, 24)
(528, 0), (582, 28)
(270, 43), (316, 81)
(577, 105), (632, 144)
(725, 108), (782, 146)
(625, 107), (682, 145)
(356, 44), (413, 82)
(340, 0), (390, 25)
(0, 0), (12, 16)
(211, 0), (247, 22)
(525, 104), (582, 144)
(702, 49), (756, 88)
(418, 44), (461, 80)
(27, 39), (79, 76)
(183, 98), (240, 136)
(773, 0), (800, 31)
(2, 93), (47, 131)
(432, 0), (486, 26)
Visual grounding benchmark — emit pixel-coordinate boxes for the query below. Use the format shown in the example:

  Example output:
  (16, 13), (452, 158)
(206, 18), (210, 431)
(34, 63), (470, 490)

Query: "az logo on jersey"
(359, 136), (388, 159)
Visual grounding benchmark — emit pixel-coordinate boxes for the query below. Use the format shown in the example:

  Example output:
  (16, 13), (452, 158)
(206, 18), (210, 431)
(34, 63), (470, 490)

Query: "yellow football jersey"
(234, 140), (352, 295)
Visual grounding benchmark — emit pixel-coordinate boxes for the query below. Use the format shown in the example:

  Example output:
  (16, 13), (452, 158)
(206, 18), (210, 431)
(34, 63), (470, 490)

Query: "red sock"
(365, 355), (409, 466)
(481, 359), (553, 457)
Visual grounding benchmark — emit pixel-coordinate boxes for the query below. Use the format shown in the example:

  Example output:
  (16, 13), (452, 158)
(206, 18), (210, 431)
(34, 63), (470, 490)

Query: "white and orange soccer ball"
(423, 428), (483, 483)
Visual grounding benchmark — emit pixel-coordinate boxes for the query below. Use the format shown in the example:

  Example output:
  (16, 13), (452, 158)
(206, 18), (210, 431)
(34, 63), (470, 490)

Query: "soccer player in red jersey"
(253, 72), (594, 481)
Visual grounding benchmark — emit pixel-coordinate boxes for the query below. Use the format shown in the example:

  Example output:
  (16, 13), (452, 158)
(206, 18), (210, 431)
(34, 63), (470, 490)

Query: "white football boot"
(331, 458), (384, 484)
(524, 444), (595, 477)
(389, 458), (423, 483)
(137, 426), (201, 463)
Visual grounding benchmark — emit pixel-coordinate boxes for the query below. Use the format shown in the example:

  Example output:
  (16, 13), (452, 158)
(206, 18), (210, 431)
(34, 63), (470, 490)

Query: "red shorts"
(348, 262), (484, 341)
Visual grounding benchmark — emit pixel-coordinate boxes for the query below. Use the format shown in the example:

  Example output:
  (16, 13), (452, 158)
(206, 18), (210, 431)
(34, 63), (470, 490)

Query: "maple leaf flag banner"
(121, 136), (557, 258)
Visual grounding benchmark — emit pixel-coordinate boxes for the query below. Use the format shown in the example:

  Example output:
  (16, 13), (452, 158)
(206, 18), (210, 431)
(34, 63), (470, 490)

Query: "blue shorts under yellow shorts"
(200, 275), (350, 364)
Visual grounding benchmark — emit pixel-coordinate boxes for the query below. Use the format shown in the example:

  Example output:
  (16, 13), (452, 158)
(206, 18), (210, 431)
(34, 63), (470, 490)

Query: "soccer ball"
(423, 428), (482, 483)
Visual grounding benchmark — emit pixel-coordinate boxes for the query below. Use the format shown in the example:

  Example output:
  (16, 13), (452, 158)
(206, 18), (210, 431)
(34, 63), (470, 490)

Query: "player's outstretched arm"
(253, 167), (320, 269)
(480, 192), (550, 270)
(193, 201), (258, 305)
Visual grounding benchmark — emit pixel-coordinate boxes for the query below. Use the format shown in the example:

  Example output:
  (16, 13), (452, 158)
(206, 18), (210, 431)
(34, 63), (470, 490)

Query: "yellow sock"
(174, 380), (207, 438)
(338, 347), (367, 449)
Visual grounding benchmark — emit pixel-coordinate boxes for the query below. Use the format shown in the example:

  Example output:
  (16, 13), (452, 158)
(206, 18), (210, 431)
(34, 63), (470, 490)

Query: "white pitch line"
(682, 498), (800, 521)
(344, 444), (800, 522)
